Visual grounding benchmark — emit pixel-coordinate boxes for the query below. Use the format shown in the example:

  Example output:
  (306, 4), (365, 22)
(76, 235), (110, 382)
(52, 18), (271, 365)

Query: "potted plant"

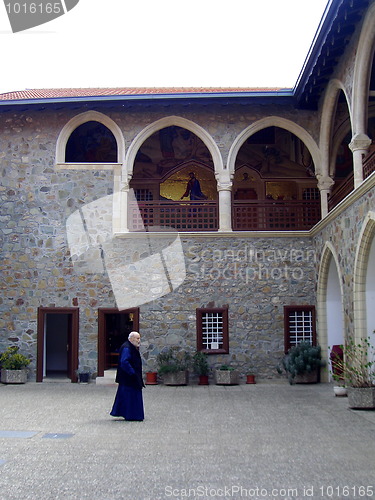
(157, 347), (191, 385)
(0, 346), (31, 384)
(76, 367), (91, 384)
(145, 371), (158, 385)
(215, 364), (239, 385)
(192, 351), (210, 385)
(277, 342), (325, 385)
(330, 336), (375, 409)
(329, 345), (347, 397)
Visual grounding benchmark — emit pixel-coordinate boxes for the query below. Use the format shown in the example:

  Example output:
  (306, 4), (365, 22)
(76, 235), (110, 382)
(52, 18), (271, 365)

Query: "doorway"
(97, 308), (139, 376)
(37, 307), (79, 382)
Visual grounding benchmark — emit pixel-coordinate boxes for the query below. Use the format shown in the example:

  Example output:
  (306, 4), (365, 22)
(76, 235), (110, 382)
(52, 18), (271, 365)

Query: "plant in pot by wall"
(157, 347), (191, 385)
(0, 346), (31, 384)
(192, 351), (210, 385)
(76, 367), (91, 384)
(145, 370), (158, 385)
(215, 364), (239, 385)
(329, 344), (347, 397)
(330, 336), (375, 409)
(277, 342), (325, 385)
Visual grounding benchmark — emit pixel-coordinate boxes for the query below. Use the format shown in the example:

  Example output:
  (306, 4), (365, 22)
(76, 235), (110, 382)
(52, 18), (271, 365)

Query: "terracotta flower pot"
(198, 375), (209, 385)
(145, 372), (158, 385)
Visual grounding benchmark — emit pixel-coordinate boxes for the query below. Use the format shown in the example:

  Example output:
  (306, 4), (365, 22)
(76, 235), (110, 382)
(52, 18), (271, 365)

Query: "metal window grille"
(202, 312), (223, 350)
(302, 188), (320, 200)
(134, 189), (153, 201)
(288, 310), (313, 346)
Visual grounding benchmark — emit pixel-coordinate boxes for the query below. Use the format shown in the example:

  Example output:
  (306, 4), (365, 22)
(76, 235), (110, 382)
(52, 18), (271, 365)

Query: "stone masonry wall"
(313, 186), (375, 339)
(0, 103), (346, 381)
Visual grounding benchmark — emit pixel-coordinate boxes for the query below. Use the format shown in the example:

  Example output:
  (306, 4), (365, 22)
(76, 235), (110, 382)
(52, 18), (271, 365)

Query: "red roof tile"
(0, 87), (287, 101)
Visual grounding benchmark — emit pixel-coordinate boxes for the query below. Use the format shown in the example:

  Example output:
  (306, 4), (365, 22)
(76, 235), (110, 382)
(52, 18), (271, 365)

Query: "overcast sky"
(0, 0), (329, 94)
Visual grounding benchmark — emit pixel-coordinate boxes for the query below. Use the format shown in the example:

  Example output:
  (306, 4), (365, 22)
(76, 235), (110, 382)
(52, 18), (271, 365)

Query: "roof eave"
(0, 89), (295, 107)
(293, 0), (340, 100)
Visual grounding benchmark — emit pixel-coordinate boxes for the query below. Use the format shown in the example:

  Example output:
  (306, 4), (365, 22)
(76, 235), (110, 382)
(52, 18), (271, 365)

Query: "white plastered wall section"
(316, 242), (345, 382)
(353, 211), (375, 345)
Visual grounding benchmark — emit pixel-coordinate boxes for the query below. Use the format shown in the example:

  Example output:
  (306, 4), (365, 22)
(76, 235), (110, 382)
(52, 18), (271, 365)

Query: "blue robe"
(110, 341), (144, 421)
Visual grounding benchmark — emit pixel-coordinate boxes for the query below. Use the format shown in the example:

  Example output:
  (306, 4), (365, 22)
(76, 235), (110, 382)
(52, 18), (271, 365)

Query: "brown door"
(37, 307), (79, 382)
(97, 308), (139, 377)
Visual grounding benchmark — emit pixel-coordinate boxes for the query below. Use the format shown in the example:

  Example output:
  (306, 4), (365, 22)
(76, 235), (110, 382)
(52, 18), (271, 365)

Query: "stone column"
(349, 133), (372, 188)
(218, 184), (233, 232)
(118, 179), (130, 233)
(317, 176), (335, 218)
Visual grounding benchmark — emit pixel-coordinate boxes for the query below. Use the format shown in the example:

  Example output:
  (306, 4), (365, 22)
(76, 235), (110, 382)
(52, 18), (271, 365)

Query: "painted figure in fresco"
(110, 331), (145, 421)
(180, 172), (207, 200)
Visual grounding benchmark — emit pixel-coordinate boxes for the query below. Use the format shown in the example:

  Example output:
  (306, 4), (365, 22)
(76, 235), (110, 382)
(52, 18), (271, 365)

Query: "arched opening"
(65, 121), (118, 163)
(354, 213), (375, 347)
(326, 255), (344, 381)
(129, 125), (218, 231)
(328, 90), (353, 210)
(366, 234), (375, 347)
(316, 242), (345, 382)
(232, 126), (320, 230)
(363, 53), (375, 179)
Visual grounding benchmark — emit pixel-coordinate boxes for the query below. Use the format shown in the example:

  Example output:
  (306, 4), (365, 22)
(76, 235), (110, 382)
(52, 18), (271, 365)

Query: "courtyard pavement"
(0, 380), (375, 500)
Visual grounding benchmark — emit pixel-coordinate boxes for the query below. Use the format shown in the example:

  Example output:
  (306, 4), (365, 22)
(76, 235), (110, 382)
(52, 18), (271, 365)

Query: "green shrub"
(278, 342), (325, 385)
(330, 337), (375, 388)
(192, 351), (210, 376)
(157, 347), (191, 375)
(0, 346), (31, 370)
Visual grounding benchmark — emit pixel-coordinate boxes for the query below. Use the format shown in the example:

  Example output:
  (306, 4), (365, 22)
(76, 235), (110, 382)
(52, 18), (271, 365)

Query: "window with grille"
(134, 189), (153, 201)
(302, 188), (320, 200)
(196, 308), (229, 354)
(284, 305), (316, 353)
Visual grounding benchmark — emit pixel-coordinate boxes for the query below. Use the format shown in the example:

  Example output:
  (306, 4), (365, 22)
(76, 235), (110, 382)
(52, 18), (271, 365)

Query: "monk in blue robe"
(110, 331), (145, 421)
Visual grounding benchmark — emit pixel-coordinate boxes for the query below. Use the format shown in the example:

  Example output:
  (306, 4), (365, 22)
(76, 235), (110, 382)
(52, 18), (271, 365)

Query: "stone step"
(95, 369), (117, 386)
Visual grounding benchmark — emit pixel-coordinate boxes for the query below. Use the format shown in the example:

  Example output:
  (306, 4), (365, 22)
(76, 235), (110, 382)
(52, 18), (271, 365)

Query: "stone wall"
(139, 234), (317, 380)
(313, 184), (375, 339)
(2, 76), (374, 381)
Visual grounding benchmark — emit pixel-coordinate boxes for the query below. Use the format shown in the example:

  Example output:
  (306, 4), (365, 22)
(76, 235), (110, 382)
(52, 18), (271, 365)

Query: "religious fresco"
(160, 165), (217, 201)
(133, 126), (213, 180)
(233, 168), (259, 200)
(65, 121), (117, 162)
(235, 127), (315, 178)
(265, 181), (298, 200)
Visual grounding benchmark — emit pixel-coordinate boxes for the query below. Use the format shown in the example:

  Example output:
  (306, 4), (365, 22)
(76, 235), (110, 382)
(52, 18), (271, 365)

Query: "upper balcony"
(129, 199), (320, 232)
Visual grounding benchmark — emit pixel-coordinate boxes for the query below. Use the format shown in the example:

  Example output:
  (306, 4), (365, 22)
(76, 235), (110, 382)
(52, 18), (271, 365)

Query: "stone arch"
(351, 2), (375, 136)
(319, 79), (352, 178)
(353, 211), (375, 344)
(227, 116), (321, 178)
(316, 241), (345, 381)
(125, 116), (224, 184)
(55, 110), (125, 165)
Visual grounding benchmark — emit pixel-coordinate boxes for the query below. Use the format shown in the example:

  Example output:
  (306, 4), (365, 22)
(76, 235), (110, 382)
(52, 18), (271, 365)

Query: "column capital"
(316, 174), (335, 191)
(349, 133), (372, 153)
(217, 182), (232, 192)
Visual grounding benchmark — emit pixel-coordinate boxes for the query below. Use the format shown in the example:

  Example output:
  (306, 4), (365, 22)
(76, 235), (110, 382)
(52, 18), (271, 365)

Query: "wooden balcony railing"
(328, 173), (354, 211)
(232, 200), (321, 231)
(129, 199), (320, 231)
(363, 149), (375, 179)
(329, 150), (375, 211)
(129, 200), (219, 231)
